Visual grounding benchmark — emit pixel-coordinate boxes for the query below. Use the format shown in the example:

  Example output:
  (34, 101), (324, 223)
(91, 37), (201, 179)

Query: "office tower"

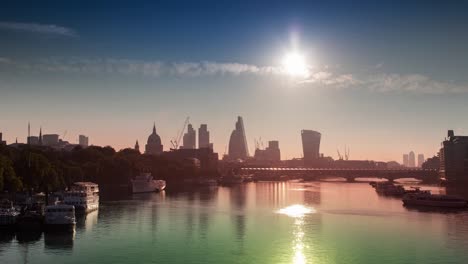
(198, 124), (210, 149)
(301, 130), (321, 161)
(417, 154), (424, 167)
(145, 123), (163, 155)
(79, 135), (89, 147)
(42, 134), (60, 146)
(228, 116), (249, 160)
(183, 124), (196, 149)
(408, 151), (415, 167)
(403, 154), (409, 167)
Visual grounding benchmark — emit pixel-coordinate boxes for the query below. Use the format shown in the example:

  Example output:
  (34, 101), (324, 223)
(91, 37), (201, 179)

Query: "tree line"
(0, 144), (200, 193)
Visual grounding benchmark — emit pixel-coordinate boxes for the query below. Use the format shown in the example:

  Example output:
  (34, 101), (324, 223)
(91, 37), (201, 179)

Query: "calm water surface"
(1, 181), (468, 264)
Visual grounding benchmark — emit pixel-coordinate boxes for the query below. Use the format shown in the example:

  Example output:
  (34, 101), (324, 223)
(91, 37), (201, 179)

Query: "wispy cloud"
(0, 22), (77, 37)
(1, 56), (467, 94)
(2, 57), (278, 77)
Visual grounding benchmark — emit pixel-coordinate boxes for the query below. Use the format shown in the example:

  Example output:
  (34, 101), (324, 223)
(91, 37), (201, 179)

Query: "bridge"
(237, 167), (440, 183)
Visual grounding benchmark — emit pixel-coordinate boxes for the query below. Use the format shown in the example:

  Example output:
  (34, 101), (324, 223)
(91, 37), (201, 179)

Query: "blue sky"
(1, 0), (468, 161)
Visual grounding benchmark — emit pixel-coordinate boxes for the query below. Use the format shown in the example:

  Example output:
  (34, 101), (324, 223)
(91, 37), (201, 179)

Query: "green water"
(1, 181), (468, 264)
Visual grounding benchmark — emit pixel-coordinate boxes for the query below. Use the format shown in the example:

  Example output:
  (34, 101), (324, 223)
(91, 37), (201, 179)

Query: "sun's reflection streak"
(276, 204), (315, 264)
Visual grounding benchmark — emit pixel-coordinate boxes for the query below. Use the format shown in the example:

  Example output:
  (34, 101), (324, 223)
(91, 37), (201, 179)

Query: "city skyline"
(2, 1), (468, 161)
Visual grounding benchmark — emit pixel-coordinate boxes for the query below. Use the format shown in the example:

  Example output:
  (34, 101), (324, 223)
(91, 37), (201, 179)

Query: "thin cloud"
(0, 22), (77, 37)
(2, 57), (467, 93)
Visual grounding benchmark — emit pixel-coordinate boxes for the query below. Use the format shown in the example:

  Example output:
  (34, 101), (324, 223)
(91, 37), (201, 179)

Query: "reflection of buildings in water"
(255, 181), (322, 209)
(44, 230), (76, 251)
(442, 186), (468, 252)
(228, 184), (247, 254)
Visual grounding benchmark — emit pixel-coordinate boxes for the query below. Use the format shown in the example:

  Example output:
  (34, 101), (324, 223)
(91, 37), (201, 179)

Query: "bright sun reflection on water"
(276, 204), (316, 218)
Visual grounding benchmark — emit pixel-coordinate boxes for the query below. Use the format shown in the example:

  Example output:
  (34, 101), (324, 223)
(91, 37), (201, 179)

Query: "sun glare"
(276, 204), (316, 218)
(282, 52), (309, 78)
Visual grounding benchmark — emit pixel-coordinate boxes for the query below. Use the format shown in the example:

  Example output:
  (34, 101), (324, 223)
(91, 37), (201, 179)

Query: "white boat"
(131, 173), (166, 193)
(403, 193), (468, 208)
(44, 204), (76, 230)
(0, 200), (20, 228)
(64, 182), (99, 214)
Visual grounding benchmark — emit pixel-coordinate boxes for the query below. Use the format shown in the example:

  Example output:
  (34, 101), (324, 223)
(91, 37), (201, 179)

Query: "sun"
(282, 52), (309, 78)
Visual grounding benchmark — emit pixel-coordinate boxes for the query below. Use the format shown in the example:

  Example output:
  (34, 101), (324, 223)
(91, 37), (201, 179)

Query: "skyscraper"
(79, 135), (89, 147)
(408, 151), (415, 167)
(198, 124), (210, 149)
(228, 116), (249, 160)
(417, 154), (425, 167)
(145, 123), (163, 155)
(182, 124), (196, 149)
(301, 130), (321, 162)
(403, 154), (409, 167)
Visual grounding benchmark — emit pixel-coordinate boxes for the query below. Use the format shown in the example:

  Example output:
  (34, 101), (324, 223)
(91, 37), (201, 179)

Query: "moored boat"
(403, 193), (468, 208)
(64, 182), (99, 214)
(44, 204), (76, 231)
(0, 200), (20, 228)
(131, 173), (166, 193)
(374, 182), (405, 196)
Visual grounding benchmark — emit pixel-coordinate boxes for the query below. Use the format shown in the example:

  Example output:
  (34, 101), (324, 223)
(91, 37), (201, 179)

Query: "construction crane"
(337, 149), (343, 160)
(170, 117), (189, 150)
(63, 130), (67, 141)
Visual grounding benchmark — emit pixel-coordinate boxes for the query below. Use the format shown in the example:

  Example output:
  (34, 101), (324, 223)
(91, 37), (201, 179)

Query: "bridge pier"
(346, 177), (355, 183)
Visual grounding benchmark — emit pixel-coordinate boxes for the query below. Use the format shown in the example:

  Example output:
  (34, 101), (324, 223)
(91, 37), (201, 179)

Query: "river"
(1, 180), (468, 264)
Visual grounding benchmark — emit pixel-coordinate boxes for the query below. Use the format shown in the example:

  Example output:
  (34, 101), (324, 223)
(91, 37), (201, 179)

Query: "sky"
(1, 0), (468, 162)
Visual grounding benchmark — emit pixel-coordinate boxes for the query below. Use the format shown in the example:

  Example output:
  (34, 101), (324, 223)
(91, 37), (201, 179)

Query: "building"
(42, 134), (60, 146)
(408, 151), (415, 167)
(182, 124), (196, 149)
(135, 140), (140, 152)
(27, 136), (39, 145)
(254, 140), (281, 162)
(228, 116), (249, 160)
(417, 154), (425, 167)
(403, 154), (409, 167)
(79, 135), (89, 148)
(301, 130), (321, 162)
(198, 124), (210, 149)
(163, 148), (218, 173)
(440, 130), (468, 182)
(0, 132), (6, 145)
(145, 124), (163, 155)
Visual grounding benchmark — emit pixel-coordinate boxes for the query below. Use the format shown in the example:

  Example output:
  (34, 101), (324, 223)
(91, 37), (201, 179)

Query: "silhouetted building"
(42, 134), (60, 146)
(228, 116), (249, 160)
(0, 132), (5, 145)
(135, 140), (140, 152)
(182, 124), (196, 149)
(145, 124), (163, 155)
(403, 154), (409, 167)
(422, 155), (440, 170)
(27, 136), (39, 145)
(163, 148), (218, 173)
(417, 154), (425, 167)
(79, 135), (89, 148)
(198, 124), (210, 149)
(301, 130), (321, 163)
(408, 151), (415, 167)
(254, 140), (281, 162)
(440, 130), (468, 182)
